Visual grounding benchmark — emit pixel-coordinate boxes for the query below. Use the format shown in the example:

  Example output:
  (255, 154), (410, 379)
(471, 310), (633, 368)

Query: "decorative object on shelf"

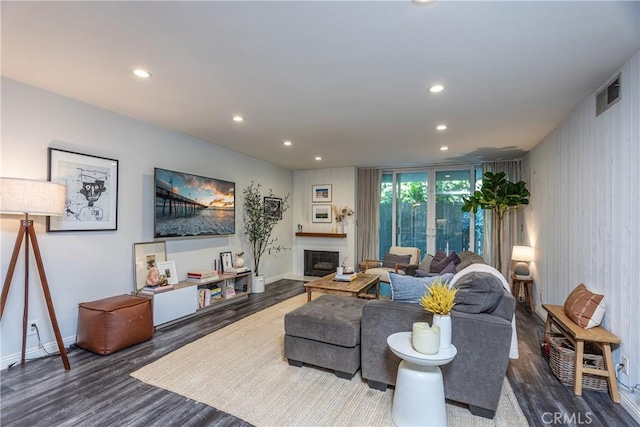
(220, 251), (233, 272)
(462, 171), (530, 272)
(47, 148), (118, 232)
(333, 205), (354, 233)
(0, 177), (70, 370)
(412, 322), (440, 354)
(156, 260), (179, 285)
(511, 245), (534, 279)
(312, 204), (332, 223)
(242, 181), (290, 292)
(311, 184), (332, 203)
(419, 277), (457, 349)
(134, 241), (167, 291)
(264, 197), (283, 220)
(297, 224), (303, 232)
(233, 252), (245, 268)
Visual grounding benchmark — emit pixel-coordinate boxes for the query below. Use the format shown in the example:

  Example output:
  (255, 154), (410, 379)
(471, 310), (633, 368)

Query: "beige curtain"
(356, 168), (381, 264)
(482, 160), (526, 277)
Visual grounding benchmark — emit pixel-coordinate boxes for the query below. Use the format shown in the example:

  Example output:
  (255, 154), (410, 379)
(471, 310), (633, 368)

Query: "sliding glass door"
(379, 166), (480, 259)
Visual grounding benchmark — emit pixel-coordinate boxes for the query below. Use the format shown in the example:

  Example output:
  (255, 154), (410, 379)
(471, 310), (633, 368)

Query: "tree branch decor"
(242, 181), (290, 277)
(461, 171), (530, 271)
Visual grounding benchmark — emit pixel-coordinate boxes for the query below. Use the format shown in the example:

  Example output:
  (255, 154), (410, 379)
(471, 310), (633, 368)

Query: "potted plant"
(419, 278), (458, 349)
(242, 181), (290, 293)
(461, 171), (530, 272)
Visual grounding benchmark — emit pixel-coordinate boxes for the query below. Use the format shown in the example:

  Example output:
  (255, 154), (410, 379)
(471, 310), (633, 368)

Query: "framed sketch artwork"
(156, 260), (179, 285)
(264, 197), (283, 220)
(312, 184), (332, 203)
(220, 251), (233, 272)
(47, 148), (119, 231)
(312, 204), (332, 223)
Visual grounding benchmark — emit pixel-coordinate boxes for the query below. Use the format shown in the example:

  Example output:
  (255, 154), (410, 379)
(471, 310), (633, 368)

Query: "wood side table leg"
(525, 283), (534, 311)
(602, 343), (620, 403)
(307, 290), (312, 303)
(375, 280), (379, 299)
(574, 340), (585, 396)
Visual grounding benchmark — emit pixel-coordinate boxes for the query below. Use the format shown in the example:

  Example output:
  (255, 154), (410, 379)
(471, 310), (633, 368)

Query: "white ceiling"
(2, 1), (638, 170)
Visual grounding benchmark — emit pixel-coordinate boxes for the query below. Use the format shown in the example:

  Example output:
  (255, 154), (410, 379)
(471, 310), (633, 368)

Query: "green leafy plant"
(242, 182), (290, 276)
(419, 278), (457, 315)
(461, 171), (530, 271)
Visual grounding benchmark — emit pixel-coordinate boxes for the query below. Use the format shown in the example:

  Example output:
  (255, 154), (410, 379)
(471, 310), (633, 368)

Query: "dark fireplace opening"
(304, 250), (339, 277)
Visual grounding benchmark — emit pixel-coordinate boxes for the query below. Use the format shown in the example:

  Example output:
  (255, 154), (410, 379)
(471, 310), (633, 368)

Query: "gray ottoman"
(284, 295), (368, 379)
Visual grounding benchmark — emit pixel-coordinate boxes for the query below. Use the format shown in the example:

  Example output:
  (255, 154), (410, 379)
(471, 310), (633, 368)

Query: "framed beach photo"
(264, 196), (283, 220)
(312, 184), (332, 203)
(220, 251), (233, 272)
(157, 260), (179, 285)
(47, 148), (119, 231)
(312, 204), (332, 223)
(133, 241), (167, 291)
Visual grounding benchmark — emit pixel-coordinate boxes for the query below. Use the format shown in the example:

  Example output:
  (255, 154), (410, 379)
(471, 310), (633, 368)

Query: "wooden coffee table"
(304, 273), (380, 302)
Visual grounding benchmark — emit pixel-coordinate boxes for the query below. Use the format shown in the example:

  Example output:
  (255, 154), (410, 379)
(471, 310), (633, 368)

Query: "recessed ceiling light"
(315, 156), (322, 161)
(440, 146), (449, 151)
(283, 140), (292, 146)
(232, 116), (244, 122)
(436, 124), (448, 131)
(412, 0), (436, 5)
(133, 69), (151, 78)
(428, 84), (444, 93)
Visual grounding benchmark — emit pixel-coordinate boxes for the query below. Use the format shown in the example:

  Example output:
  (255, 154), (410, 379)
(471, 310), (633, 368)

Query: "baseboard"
(1, 335), (76, 371)
(620, 389), (640, 424)
(266, 271), (295, 285)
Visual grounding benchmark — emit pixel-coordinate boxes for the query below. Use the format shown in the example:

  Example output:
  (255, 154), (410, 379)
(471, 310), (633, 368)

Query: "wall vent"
(596, 73), (621, 117)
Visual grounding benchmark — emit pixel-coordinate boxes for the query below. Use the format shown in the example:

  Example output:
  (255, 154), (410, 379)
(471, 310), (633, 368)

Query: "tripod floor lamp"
(0, 177), (70, 370)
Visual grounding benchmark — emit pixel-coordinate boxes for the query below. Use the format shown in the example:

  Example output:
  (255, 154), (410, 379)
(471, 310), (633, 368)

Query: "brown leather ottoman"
(77, 295), (153, 355)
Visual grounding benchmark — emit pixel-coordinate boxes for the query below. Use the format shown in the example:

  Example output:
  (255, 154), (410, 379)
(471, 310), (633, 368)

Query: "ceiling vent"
(596, 73), (621, 117)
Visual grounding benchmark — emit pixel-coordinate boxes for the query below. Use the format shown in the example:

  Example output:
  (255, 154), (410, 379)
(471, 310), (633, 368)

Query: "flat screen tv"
(154, 167), (235, 238)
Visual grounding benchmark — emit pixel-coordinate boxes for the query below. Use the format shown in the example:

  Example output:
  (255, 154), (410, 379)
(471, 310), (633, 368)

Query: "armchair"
(363, 246), (420, 284)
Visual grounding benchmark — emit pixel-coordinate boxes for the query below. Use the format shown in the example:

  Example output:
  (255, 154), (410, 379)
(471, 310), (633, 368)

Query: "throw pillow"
(389, 272), (455, 304)
(456, 251), (486, 272)
(419, 254), (434, 272)
(415, 269), (434, 277)
(440, 261), (458, 275)
(430, 251), (461, 274)
(429, 250), (446, 272)
(452, 272), (504, 314)
(564, 284), (606, 329)
(382, 253), (412, 269)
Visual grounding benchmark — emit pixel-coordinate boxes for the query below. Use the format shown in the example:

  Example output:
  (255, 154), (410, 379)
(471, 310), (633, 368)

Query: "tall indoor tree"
(461, 171), (530, 272)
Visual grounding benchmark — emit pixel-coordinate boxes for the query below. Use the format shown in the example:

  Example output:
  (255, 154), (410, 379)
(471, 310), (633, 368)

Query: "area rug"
(131, 294), (528, 426)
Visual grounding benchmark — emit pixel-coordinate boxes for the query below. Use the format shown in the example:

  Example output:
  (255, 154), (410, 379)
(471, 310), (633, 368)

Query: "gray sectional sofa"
(360, 272), (516, 419)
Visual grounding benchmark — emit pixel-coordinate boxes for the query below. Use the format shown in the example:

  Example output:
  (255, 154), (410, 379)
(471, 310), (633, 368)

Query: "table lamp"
(0, 177), (70, 370)
(511, 245), (534, 279)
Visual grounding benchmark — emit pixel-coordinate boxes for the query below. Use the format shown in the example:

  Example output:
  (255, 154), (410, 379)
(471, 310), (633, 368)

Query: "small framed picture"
(157, 260), (178, 285)
(133, 241), (167, 290)
(220, 251), (233, 272)
(312, 184), (332, 203)
(264, 196), (283, 220)
(47, 148), (119, 232)
(312, 204), (332, 223)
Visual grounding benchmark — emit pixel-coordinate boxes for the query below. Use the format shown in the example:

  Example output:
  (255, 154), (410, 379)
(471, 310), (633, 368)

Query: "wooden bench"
(542, 304), (620, 403)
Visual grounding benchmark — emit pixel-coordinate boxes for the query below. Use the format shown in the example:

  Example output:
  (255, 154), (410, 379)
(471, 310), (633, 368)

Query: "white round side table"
(387, 331), (457, 427)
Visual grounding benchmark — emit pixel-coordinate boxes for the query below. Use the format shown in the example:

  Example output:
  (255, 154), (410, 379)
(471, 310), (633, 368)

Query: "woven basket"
(546, 335), (608, 393)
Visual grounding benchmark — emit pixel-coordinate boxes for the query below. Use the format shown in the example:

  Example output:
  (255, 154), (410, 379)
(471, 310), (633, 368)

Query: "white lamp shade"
(511, 245), (535, 262)
(0, 177), (66, 216)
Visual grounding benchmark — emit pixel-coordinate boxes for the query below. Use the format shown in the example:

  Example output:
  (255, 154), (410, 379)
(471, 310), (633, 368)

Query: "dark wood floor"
(1, 279), (637, 427)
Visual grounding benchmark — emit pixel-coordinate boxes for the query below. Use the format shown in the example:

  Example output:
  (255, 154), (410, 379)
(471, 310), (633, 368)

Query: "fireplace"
(304, 250), (339, 277)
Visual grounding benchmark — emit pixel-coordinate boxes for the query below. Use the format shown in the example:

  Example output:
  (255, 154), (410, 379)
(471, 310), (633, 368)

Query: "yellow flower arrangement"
(419, 278), (458, 315)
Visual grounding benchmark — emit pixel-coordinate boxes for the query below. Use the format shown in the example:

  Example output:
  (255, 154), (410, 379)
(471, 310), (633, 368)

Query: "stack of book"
(187, 270), (219, 284)
(138, 284), (174, 295)
(198, 288), (211, 308)
(334, 272), (358, 282)
(224, 266), (249, 274)
(226, 286), (236, 299)
(210, 287), (222, 300)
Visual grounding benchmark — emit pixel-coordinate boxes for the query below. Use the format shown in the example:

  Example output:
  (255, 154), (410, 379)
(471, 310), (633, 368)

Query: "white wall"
(524, 50), (640, 420)
(292, 167), (357, 274)
(0, 78), (293, 367)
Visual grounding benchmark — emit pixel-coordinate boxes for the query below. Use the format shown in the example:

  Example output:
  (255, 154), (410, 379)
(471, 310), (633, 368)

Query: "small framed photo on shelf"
(312, 204), (332, 223)
(220, 251), (233, 272)
(156, 260), (178, 285)
(47, 148), (119, 232)
(312, 184), (332, 203)
(133, 241), (167, 291)
(264, 196), (283, 220)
